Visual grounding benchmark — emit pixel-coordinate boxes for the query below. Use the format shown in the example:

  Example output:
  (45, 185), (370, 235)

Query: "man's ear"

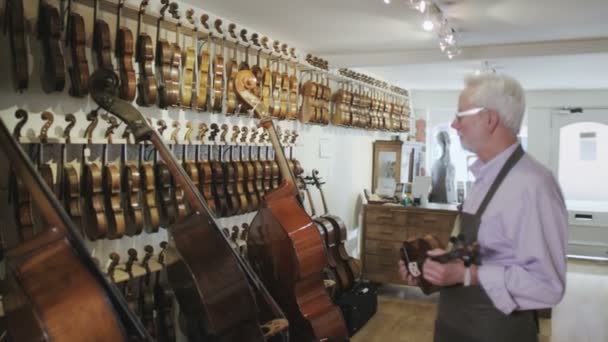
(487, 110), (500, 133)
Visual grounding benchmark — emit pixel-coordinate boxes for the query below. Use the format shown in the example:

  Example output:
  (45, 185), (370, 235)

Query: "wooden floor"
(352, 259), (608, 342)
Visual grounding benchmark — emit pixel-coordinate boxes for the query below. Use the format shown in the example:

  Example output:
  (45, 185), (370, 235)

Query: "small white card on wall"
(319, 137), (332, 158)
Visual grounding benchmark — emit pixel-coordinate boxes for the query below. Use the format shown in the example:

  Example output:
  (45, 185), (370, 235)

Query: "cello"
(236, 70), (349, 341)
(0, 119), (151, 341)
(89, 68), (287, 341)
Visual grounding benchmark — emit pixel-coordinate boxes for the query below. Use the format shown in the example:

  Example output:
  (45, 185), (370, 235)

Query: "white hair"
(464, 73), (526, 134)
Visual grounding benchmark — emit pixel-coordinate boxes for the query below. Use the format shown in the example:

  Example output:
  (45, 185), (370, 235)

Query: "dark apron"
(434, 145), (539, 342)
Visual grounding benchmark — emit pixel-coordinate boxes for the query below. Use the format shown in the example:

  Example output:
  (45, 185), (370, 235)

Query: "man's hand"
(422, 248), (467, 287)
(397, 260), (419, 286)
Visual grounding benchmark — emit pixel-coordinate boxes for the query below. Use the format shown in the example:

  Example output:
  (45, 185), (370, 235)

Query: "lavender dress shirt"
(463, 143), (568, 315)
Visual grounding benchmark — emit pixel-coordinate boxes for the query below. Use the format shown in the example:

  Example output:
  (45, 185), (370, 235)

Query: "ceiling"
(181, 0), (608, 90)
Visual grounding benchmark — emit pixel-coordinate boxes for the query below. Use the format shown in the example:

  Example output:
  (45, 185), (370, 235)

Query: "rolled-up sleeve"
(479, 178), (568, 315)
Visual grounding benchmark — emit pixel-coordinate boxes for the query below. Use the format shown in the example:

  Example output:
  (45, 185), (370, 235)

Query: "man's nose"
(450, 118), (458, 130)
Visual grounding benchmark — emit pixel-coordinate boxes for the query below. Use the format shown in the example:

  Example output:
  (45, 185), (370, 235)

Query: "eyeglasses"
(454, 107), (486, 121)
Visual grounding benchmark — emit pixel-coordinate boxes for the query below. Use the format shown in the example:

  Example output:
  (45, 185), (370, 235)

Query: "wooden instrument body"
(198, 159), (217, 215)
(279, 71), (290, 119)
(234, 69), (348, 341)
(248, 183), (348, 341)
(155, 162), (178, 226)
(212, 48), (225, 112)
(252, 157), (265, 202)
(287, 73), (298, 120)
(261, 67), (272, 110)
(331, 89), (349, 126)
(299, 81), (317, 124)
(196, 45), (210, 110)
(323, 215), (360, 282)
(5, 230), (128, 341)
(226, 58), (239, 114)
(122, 164), (144, 235)
(166, 213), (264, 339)
(181, 47), (196, 108)
(38, 2), (65, 93)
(400, 234), (444, 295)
(313, 217), (350, 292)
(82, 162), (109, 240)
(168, 42), (182, 107)
(116, 27), (136, 101)
(67, 12), (90, 97)
(232, 158), (248, 214)
(243, 160), (259, 211)
(136, 33), (158, 106)
(223, 158), (240, 216)
(6, 0), (28, 91)
(93, 19), (114, 70)
(210, 156), (228, 217)
(156, 40), (174, 108)
(270, 69), (282, 118)
(11, 171), (35, 240)
(171, 164), (190, 222)
(102, 163), (126, 239)
(140, 163), (161, 232)
(0, 120), (150, 341)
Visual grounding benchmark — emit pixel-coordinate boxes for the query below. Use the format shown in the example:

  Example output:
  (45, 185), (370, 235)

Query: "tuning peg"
(125, 248), (138, 278)
(107, 252), (121, 282)
(228, 23), (237, 39)
(158, 241), (168, 266)
(214, 19), (223, 34)
(240, 28), (248, 43)
(141, 245), (154, 272)
(200, 14), (210, 30)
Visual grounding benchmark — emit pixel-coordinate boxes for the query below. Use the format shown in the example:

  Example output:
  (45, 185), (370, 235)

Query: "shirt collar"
(469, 142), (521, 182)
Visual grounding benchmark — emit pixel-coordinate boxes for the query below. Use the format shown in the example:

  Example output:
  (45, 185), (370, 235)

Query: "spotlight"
(384, 0), (391, 4)
(418, 0), (427, 13)
(423, 19), (434, 31)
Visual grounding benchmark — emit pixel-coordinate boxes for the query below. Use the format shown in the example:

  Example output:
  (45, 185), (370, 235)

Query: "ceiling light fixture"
(384, 0), (391, 4)
(407, 1), (462, 59)
(422, 19), (434, 31)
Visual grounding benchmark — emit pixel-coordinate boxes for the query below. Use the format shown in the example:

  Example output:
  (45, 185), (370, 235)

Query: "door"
(550, 109), (608, 260)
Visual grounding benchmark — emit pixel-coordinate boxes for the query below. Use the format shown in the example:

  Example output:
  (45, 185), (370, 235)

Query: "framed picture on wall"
(372, 140), (403, 195)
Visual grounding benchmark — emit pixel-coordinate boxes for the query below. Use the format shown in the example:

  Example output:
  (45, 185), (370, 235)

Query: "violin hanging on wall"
(116, 0), (136, 101)
(135, 0), (158, 106)
(66, 0), (90, 97)
(5, 0), (28, 91)
(38, 1), (65, 93)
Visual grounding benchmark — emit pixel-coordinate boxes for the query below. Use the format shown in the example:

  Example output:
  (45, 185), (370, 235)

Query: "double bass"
(89, 68), (287, 341)
(0, 119), (151, 341)
(236, 70), (349, 341)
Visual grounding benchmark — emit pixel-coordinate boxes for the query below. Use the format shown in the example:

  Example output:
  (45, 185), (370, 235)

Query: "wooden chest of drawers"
(361, 203), (458, 284)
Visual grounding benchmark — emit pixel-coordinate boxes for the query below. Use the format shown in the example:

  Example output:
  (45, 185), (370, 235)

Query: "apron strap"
(474, 145), (525, 218)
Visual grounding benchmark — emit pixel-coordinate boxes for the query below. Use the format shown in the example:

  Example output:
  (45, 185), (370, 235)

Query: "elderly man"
(399, 73), (568, 342)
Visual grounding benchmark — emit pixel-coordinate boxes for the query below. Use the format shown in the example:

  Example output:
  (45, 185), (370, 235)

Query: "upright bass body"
(248, 183), (348, 341)
(165, 212), (265, 341)
(235, 69), (348, 341)
(88, 68), (273, 342)
(0, 119), (149, 341)
(4, 231), (128, 341)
